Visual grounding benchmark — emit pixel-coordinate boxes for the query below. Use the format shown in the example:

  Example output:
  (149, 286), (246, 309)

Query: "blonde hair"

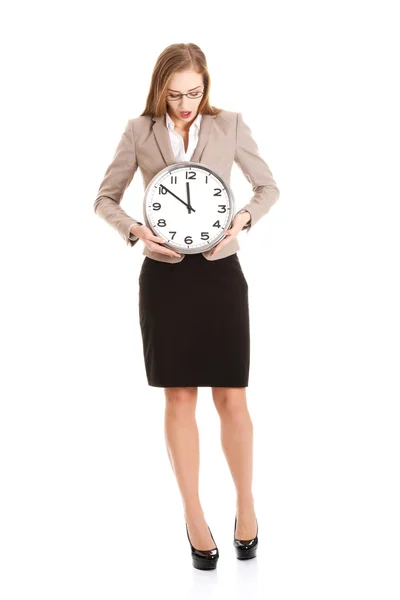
(140, 43), (223, 118)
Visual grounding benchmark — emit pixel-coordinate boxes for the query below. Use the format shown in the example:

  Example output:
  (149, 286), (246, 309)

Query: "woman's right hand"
(129, 223), (182, 258)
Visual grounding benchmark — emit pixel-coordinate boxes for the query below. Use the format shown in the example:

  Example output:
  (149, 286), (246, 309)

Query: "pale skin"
(132, 70), (257, 551)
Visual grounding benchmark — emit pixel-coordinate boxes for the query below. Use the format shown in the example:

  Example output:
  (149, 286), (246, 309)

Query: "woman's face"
(166, 70), (204, 128)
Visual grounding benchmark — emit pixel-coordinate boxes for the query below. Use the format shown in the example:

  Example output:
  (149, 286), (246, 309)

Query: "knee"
(212, 388), (248, 419)
(164, 387), (198, 415)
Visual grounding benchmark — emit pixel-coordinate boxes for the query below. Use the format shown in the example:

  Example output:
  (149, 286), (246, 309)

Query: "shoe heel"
(186, 522), (219, 570)
(233, 514), (258, 560)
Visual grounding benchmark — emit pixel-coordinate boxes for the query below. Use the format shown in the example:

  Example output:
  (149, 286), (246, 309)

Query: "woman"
(94, 43), (280, 570)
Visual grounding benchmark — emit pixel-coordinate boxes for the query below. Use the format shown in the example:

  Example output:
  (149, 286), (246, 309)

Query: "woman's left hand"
(210, 211), (250, 257)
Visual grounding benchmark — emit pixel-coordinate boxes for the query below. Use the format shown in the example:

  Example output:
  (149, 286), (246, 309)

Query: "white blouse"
(165, 110), (202, 161)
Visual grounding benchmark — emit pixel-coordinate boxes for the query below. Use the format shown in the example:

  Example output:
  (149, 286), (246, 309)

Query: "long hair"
(140, 43), (223, 118)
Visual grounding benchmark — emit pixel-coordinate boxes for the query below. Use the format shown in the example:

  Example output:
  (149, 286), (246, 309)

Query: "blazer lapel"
(151, 113), (216, 166)
(191, 114), (215, 163)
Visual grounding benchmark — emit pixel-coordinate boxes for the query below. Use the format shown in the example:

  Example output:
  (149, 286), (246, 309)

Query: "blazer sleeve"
(94, 119), (143, 246)
(234, 112), (280, 233)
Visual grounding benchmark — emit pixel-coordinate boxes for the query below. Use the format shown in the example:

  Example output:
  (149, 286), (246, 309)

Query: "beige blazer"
(94, 110), (280, 263)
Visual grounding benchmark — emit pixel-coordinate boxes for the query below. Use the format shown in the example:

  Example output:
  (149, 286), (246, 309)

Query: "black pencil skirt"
(138, 252), (250, 388)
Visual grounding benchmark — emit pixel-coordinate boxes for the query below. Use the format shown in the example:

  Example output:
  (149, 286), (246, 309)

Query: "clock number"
(169, 231), (177, 239)
(170, 175), (177, 184)
(213, 188), (222, 196)
(184, 236), (193, 245)
(186, 172), (196, 180)
(217, 205), (227, 213)
(159, 187), (168, 195)
(201, 232), (210, 240)
(152, 202), (161, 211)
(213, 220), (221, 228)
(157, 219), (166, 227)
(205, 175), (209, 184)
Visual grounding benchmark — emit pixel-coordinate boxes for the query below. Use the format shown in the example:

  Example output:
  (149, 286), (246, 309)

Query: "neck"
(168, 111), (195, 132)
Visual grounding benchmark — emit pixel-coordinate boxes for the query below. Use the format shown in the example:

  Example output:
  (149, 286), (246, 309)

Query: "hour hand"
(186, 181), (195, 214)
(160, 184), (196, 213)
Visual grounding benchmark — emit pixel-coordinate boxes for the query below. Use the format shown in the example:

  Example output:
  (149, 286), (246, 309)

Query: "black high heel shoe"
(233, 514), (258, 560)
(186, 522), (219, 570)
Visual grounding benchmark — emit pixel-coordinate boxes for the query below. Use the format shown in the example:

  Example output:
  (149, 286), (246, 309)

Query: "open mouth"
(180, 111), (192, 118)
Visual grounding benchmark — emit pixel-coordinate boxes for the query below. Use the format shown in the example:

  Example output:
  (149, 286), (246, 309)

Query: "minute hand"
(159, 184), (196, 213)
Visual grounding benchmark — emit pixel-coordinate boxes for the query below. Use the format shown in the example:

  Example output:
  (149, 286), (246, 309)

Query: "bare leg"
(164, 386), (216, 550)
(212, 387), (257, 539)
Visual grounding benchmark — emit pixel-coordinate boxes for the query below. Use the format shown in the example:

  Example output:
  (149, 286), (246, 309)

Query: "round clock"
(142, 161), (236, 254)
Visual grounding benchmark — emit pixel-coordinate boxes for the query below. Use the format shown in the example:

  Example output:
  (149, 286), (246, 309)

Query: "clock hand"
(159, 184), (196, 213)
(186, 181), (194, 214)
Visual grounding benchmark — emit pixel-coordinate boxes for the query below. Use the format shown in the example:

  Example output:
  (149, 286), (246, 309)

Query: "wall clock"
(142, 161), (236, 254)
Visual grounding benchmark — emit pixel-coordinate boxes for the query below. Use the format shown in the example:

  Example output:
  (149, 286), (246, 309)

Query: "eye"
(188, 92), (202, 98)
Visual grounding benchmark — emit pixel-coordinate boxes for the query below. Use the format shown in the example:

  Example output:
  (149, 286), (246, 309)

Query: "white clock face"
(143, 163), (235, 253)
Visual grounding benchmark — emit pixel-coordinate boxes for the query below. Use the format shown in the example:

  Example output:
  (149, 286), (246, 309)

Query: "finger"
(216, 239), (229, 251)
(149, 234), (166, 243)
(155, 248), (181, 257)
(211, 236), (232, 255)
(147, 242), (181, 258)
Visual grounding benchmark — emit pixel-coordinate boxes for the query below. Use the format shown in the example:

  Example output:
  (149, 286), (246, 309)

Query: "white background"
(1, 0), (399, 598)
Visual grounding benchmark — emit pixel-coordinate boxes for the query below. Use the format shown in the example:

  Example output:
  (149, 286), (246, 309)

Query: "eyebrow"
(167, 85), (202, 93)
